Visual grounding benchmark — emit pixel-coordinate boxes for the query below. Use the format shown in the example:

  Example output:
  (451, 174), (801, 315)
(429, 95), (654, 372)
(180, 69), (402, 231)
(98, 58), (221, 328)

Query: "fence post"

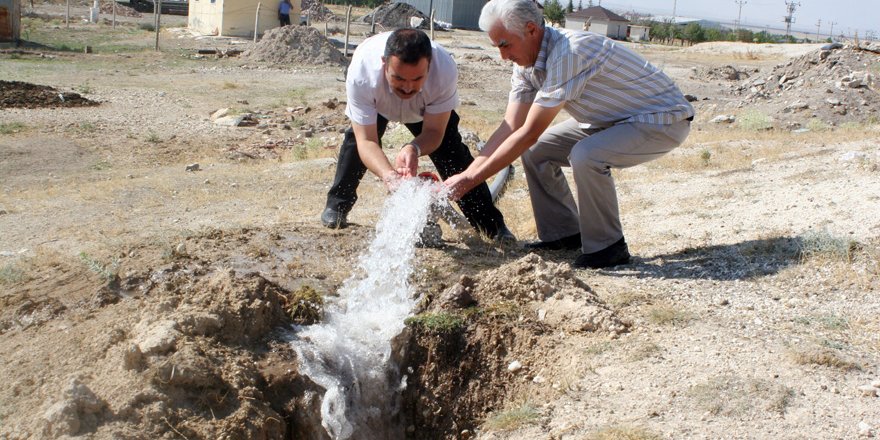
(254, 2), (261, 42)
(343, 5), (351, 57)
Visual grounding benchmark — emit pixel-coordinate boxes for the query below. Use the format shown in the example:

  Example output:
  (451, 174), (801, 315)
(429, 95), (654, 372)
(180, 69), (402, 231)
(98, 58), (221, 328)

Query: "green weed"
(405, 311), (465, 333)
(736, 109), (773, 131)
(0, 122), (27, 134)
(483, 403), (540, 431)
(798, 230), (859, 263)
(0, 264), (26, 284)
(78, 252), (119, 282)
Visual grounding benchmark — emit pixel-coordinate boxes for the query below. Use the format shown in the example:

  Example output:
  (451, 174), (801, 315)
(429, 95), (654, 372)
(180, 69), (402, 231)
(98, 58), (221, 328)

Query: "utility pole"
(734, 0), (746, 33)
(672, 0), (677, 21)
(828, 21), (837, 41)
(815, 18), (821, 41)
(783, 0), (800, 37)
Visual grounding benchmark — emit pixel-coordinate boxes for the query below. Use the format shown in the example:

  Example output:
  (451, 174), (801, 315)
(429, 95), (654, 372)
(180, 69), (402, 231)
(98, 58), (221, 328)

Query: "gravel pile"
(730, 44), (879, 126)
(242, 25), (347, 66)
(360, 2), (431, 30)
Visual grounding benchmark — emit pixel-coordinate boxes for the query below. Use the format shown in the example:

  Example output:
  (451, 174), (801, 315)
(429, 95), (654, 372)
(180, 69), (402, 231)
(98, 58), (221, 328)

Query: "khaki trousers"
(521, 118), (691, 253)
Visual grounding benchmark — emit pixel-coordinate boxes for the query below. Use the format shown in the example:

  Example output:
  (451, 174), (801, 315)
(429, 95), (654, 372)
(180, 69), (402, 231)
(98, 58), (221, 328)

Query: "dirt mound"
(0, 80), (99, 109)
(692, 64), (758, 81)
(242, 25), (348, 66)
(100, 1), (142, 17)
(361, 2), (431, 30)
(397, 254), (629, 438)
(302, 0), (336, 22)
(731, 44), (879, 127)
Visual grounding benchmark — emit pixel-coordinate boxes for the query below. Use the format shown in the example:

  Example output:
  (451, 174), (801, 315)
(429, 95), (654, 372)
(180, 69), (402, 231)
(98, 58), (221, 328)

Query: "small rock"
(210, 108), (229, 121)
(684, 94), (698, 102)
(508, 360), (523, 372)
(857, 385), (878, 397)
(840, 151), (867, 162)
(871, 380), (880, 388)
(122, 344), (144, 370)
(715, 298), (729, 306)
(537, 309), (547, 321)
(532, 375), (546, 384)
(858, 421), (874, 437)
(213, 115), (247, 127)
(710, 115), (735, 124)
(185, 163), (200, 172)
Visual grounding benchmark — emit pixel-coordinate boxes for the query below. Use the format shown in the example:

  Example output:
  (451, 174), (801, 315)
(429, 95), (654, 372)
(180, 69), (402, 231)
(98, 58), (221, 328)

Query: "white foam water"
(292, 178), (442, 439)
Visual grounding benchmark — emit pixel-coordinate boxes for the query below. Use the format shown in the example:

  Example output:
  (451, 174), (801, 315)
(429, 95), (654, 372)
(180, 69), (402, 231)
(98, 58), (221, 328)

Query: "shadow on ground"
(619, 236), (803, 281)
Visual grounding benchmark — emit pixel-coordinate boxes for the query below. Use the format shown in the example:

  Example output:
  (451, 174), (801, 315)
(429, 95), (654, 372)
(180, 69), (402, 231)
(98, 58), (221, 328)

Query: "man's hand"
(394, 144), (419, 178)
(443, 172), (477, 201)
(382, 169), (405, 192)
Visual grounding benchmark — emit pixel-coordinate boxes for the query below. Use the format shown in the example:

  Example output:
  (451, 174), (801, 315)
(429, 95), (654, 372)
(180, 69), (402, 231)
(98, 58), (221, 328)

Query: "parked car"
(125, 0), (188, 15)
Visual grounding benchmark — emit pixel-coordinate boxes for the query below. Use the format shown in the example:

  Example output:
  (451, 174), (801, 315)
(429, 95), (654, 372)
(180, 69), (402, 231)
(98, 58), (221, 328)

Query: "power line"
(734, 0), (746, 33)
(783, 0), (800, 36)
(815, 18), (821, 41)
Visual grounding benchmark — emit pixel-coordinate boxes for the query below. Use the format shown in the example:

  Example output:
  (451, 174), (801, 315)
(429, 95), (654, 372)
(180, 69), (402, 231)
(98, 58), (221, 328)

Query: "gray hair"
(479, 0), (544, 36)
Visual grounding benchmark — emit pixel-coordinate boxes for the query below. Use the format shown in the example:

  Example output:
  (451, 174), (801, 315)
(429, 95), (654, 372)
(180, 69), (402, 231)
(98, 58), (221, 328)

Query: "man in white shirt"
(445, 0), (693, 268)
(321, 28), (513, 242)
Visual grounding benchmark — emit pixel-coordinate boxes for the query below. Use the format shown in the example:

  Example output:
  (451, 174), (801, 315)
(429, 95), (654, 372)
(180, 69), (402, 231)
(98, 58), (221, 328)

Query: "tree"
(567, 0), (574, 13)
(682, 22), (705, 44)
(578, 0), (583, 10)
(543, 0), (566, 26)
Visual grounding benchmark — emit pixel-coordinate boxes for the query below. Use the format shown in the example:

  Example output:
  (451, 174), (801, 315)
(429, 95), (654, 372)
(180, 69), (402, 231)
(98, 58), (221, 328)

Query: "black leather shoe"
(573, 237), (631, 269)
(524, 233), (581, 251)
(321, 207), (348, 229)
(491, 225), (517, 244)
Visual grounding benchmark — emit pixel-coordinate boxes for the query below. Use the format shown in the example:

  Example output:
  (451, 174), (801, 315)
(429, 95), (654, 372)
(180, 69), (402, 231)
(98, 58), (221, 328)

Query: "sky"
(573, 0), (877, 39)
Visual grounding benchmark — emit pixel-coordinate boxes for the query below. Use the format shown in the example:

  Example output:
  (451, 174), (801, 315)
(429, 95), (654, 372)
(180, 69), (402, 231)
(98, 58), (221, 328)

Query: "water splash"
(293, 178), (443, 439)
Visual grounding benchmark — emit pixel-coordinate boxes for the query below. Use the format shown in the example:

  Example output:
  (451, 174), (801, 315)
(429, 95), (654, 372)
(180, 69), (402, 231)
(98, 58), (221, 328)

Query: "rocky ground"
(1, 7), (879, 440)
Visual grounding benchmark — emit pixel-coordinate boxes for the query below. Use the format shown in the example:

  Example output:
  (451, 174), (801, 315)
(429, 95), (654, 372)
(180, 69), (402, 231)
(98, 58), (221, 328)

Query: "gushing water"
(292, 179), (443, 439)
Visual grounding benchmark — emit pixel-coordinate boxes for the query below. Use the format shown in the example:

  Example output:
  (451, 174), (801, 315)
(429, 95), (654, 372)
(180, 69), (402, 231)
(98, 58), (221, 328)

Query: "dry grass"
(688, 375), (795, 416)
(789, 345), (861, 371)
(587, 425), (663, 440)
(645, 303), (693, 326)
(482, 402), (541, 432)
(627, 341), (663, 362)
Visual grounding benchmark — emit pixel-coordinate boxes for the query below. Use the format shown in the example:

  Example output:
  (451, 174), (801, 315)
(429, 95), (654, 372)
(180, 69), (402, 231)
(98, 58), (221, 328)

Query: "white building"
(564, 6), (629, 40)
(189, 0), (300, 37)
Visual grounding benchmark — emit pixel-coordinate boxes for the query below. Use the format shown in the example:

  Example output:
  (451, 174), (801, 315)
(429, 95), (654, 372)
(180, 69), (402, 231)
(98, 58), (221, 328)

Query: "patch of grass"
(145, 131), (162, 143)
(405, 311), (465, 333)
(606, 291), (647, 308)
(699, 149), (712, 166)
(587, 425), (662, 440)
(78, 122), (98, 133)
(806, 118), (831, 132)
(78, 252), (119, 282)
(798, 230), (859, 263)
(0, 122), (27, 134)
(222, 81), (239, 89)
(91, 160), (112, 171)
(789, 346), (860, 370)
(286, 285), (324, 325)
(0, 264), (27, 284)
(139, 23), (156, 32)
(482, 403), (540, 432)
(584, 340), (612, 356)
(689, 375), (795, 416)
(76, 84), (94, 95)
(736, 109), (773, 131)
(628, 342), (662, 361)
(645, 303), (693, 326)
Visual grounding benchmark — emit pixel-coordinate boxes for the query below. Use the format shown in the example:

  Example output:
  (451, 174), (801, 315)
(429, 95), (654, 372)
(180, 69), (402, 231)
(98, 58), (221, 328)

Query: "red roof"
(566, 6), (629, 22)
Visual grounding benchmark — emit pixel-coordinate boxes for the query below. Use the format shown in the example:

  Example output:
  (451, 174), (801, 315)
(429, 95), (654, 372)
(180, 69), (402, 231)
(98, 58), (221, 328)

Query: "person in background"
(320, 28), (514, 243)
(278, 0), (292, 27)
(444, 0), (694, 268)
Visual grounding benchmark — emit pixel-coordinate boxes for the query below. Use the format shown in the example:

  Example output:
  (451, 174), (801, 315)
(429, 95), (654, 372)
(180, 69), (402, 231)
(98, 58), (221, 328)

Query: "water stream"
(291, 179), (441, 439)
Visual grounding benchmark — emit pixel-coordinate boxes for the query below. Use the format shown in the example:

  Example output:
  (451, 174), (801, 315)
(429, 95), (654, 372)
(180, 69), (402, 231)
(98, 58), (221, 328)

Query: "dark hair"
(383, 29), (432, 65)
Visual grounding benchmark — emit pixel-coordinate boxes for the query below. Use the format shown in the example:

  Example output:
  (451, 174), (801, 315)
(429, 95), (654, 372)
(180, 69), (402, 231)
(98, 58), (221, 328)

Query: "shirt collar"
(533, 26), (554, 71)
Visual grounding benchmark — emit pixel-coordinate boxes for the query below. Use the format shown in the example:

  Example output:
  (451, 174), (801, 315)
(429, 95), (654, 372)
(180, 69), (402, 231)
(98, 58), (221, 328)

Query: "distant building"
(0, 0), (21, 46)
(629, 24), (650, 42)
(397, 0), (484, 30)
(564, 6), (629, 39)
(189, 0), (300, 37)
(649, 15), (727, 30)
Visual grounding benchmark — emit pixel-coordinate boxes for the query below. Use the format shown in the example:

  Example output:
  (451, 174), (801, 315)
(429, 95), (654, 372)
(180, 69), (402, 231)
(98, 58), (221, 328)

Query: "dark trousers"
(325, 111), (506, 236)
(279, 13), (290, 26)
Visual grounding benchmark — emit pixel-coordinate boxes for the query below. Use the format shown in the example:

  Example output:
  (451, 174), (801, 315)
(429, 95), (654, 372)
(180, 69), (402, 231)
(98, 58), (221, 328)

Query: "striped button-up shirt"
(510, 27), (694, 127)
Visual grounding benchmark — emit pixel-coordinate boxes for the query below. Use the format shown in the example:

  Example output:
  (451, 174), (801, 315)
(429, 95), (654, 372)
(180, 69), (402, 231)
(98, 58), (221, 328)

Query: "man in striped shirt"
(445, 0), (694, 269)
